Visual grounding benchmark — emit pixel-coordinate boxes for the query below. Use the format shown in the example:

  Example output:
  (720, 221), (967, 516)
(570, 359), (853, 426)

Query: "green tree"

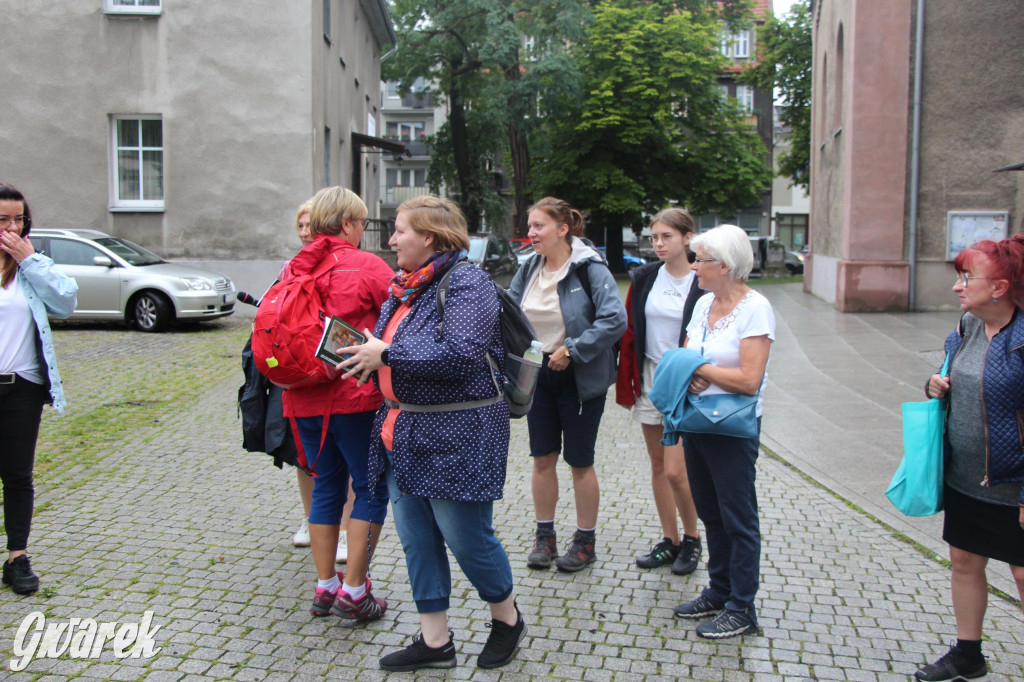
(533, 0), (771, 268)
(741, 0), (811, 189)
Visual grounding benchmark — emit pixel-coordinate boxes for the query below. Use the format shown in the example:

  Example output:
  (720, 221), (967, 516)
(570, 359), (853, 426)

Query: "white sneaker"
(293, 519), (311, 547)
(335, 531), (348, 563)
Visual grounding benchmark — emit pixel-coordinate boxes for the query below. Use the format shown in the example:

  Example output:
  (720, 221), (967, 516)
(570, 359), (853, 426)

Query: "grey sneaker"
(671, 535), (702, 576)
(695, 608), (758, 639)
(914, 644), (988, 681)
(526, 529), (557, 569)
(554, 531), (596, 573)
(673, 593), (723, 619)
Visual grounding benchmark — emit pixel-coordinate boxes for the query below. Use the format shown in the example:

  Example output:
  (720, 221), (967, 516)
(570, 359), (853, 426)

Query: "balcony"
(401, 92), (433, 109)
(386, 186), (430, 204)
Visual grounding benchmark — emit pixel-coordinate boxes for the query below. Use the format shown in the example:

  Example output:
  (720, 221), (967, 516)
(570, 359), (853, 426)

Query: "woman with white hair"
(672, 224), (775, 639)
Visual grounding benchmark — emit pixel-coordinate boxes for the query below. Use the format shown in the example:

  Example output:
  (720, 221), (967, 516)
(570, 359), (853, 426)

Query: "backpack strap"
(432, 260), (503, 401)
(577, 260), (593, 300)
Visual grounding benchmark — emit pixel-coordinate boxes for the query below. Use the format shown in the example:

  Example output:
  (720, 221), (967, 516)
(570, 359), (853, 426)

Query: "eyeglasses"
(954, 273), (994, 287)
(694, 257), (718, 263)
(0, 216), (28, 229)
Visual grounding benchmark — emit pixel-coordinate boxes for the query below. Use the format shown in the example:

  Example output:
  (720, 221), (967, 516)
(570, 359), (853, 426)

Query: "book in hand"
(316, 316), (367, 367)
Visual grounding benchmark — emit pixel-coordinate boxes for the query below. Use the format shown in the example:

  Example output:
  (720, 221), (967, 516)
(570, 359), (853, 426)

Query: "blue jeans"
(682, 420), (761, 616)
(386, 458), (513, 613)
(295, 412), (388, 526)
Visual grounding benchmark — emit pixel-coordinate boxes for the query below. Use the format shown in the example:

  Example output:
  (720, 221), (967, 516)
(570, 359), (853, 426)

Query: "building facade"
(697, 0), (775, 236)
(807, 0), (1024, 311)
(0, 0), (397, 262)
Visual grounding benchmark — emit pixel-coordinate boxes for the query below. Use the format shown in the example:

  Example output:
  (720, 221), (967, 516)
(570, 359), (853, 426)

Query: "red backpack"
(252, 250), (346, 389)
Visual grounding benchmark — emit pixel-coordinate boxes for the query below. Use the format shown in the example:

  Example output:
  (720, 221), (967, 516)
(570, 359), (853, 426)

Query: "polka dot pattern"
(367, 263), (511, 502)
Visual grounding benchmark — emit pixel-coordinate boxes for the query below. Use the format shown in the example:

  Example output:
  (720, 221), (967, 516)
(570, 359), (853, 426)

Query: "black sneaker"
(915, 644), (988, 682)
(526, 529), (557, 569)
(671, 535), (702, 576)
(554, 531), (596, 573)
(477, 603), (527, 669)
(2, 555), (39, 595)
(673, 593), (723, 619)
(379, 632), (457, 672)
(695, 608), (758, 639)
(636, 538), (679, 569)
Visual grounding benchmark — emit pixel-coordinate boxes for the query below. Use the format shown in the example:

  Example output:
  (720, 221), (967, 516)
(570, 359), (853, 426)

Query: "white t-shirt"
(523, 258), (571, 353)
(685, 290), (775, 415)
(644, 267), (694, 363)
(0, 271), (44, 383)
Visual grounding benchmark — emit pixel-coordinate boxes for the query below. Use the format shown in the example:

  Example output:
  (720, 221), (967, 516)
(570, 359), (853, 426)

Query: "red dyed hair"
(953, 239), (1022, 285)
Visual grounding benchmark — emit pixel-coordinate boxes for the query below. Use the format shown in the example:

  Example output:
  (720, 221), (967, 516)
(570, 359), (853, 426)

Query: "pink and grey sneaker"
(330, 578), (388, 624)
(309, 571), (344, 617)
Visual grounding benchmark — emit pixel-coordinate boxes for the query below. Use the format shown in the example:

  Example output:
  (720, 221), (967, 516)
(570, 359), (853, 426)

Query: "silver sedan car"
(31, 229), (235, 332)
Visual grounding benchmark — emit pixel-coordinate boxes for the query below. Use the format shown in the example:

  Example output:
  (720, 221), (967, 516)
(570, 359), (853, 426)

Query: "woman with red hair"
(916, 239), (1024, 681)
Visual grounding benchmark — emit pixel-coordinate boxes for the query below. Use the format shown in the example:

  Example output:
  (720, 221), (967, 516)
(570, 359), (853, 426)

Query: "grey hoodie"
(508, 237), (627, 401)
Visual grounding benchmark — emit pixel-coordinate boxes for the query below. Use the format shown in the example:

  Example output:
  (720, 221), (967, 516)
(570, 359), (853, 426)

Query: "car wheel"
(132, 292), (172, 333)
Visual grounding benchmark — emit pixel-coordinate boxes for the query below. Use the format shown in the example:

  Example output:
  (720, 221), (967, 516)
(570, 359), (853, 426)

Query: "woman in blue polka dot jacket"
(339, 195), (525, 672)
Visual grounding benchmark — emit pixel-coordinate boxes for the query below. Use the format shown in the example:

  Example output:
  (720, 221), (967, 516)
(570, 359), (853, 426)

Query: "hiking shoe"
(2, 555), (39, 595)
(477, 603), (527, 669)
(672, 535), (702, 576)
(673, 593), (723, 619)
(293, 519), (311, 547)
(526, 529), (557, 569)
(380, 631), (457, 672)
(915, 644), (988, 681)
(309, 571), (344, 617)
(636, 537), (679, 569)
(335, 531), (348, 563)
(695, 608), (758, 639)
(555, 531), (596, 573)
(331, 579), (388, 624)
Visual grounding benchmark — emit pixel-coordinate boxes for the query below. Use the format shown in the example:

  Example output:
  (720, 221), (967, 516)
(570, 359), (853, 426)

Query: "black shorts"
(943, 485), (1024, 566)
(526, 358), (605, 468)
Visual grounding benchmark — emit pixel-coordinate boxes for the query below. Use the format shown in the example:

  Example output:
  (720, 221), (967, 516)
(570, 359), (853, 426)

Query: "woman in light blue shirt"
(0, 183), (77, 595)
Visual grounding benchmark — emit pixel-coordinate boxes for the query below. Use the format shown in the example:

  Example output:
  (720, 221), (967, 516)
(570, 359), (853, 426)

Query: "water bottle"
(511, 340), (544, 405)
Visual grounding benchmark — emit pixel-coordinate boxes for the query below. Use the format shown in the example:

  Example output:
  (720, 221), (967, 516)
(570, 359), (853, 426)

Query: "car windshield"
(93, 237), (166, 266)
(467, 238), (485, 261)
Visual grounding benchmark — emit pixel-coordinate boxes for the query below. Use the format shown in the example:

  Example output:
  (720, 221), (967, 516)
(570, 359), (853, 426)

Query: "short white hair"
(690, 224), (754, 281)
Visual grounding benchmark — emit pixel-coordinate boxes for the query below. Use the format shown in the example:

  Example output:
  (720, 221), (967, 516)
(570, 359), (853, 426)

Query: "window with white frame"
(104, 0), (161, 14)
(736, 85), (755, 112)
(386, 169), (426, 188)
(720, 30), (751, 58)
(111, 116), (164, 209)
(386, 121), (426, 142)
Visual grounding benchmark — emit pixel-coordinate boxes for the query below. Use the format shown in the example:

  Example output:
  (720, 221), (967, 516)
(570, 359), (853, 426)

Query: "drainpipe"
(907, 0), (925, 310)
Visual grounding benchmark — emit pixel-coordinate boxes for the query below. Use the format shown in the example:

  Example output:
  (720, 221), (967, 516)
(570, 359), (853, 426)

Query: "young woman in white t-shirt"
(673, 224), (775, 640)
(616, 209), (704, 576)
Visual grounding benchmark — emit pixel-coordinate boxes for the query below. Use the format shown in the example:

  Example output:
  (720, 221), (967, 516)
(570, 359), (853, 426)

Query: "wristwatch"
(381, 346), (390, 366)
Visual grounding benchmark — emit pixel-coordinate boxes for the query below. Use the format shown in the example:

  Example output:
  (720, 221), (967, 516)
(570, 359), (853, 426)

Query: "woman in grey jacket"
(508, 197), (626, 573)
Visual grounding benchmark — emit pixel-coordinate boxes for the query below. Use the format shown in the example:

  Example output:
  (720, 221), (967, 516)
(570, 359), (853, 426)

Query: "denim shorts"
(527, 358), (605, 468)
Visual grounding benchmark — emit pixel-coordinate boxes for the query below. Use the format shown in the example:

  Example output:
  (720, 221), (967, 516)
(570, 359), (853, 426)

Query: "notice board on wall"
(946, 211), (1009, 261)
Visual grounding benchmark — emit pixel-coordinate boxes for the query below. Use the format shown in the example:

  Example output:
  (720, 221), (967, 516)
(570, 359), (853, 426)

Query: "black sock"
(576, 527), (596, 539)
(955, 639), (983, 663)
(537, 521), (554, 532)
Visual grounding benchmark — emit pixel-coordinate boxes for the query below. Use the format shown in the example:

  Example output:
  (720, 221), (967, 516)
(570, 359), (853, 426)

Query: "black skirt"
(943, 486), (1024, 565)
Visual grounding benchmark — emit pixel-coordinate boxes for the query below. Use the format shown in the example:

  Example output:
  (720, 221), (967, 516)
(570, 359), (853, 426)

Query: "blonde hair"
(308, 187), (367, 236)
(396, 196), (470, 253)
(295, 198), (313, 228)
(529, 196), (585, 242)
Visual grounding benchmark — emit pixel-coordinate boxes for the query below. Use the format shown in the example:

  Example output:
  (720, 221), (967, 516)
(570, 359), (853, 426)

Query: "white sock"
(317, 575), (341, 593)
(341, 581), (366, 600)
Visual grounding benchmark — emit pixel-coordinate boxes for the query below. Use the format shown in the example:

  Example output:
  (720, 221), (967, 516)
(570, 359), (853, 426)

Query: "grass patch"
(33, 322), (251, 493)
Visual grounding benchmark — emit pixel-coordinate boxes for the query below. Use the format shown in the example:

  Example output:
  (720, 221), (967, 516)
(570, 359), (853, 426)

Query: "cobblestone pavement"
(0, 317), (1021, 681)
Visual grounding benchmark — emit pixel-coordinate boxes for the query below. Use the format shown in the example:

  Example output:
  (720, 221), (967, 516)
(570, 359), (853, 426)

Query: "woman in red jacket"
(282, 187), (394, 624)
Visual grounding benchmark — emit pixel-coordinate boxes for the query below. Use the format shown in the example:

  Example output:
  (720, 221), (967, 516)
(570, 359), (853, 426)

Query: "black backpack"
(436, 262), (539, 418)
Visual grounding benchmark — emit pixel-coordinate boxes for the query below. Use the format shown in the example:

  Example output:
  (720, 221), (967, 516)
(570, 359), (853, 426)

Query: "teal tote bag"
(885, 355), (950, 517)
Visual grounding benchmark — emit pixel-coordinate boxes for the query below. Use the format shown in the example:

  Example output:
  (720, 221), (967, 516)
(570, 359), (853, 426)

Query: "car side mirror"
(93, 256), (114, 268)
